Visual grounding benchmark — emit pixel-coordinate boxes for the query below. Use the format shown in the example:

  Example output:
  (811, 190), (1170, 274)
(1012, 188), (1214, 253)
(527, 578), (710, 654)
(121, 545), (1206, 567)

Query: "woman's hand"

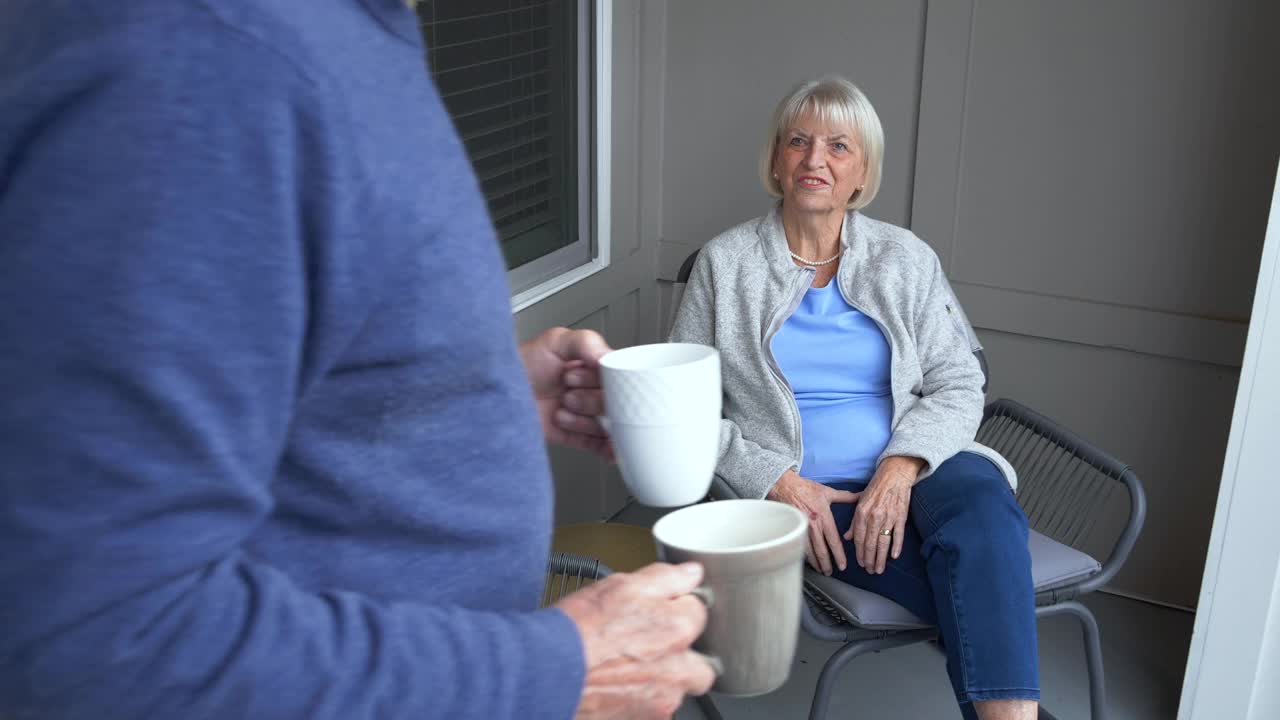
(519, 327), (614, 460)
(844, 456), (926, 574)
(767, 469), (862, 575)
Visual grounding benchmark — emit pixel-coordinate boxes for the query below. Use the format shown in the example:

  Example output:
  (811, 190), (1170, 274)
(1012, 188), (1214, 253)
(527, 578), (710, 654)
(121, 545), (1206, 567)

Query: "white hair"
(759, 75), (885, 211)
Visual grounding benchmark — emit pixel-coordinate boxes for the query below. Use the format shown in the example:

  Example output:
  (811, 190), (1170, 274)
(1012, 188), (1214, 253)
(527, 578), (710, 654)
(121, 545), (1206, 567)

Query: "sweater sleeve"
(0, 19), (584, 720)
(670, 250), (797, 499)
(878, 253), (985, 478)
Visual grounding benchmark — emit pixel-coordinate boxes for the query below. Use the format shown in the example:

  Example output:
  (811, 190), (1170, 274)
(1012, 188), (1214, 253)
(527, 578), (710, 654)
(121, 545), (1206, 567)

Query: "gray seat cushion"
(1027, 528), (1103, 591)
(805, 530), (1102, 630)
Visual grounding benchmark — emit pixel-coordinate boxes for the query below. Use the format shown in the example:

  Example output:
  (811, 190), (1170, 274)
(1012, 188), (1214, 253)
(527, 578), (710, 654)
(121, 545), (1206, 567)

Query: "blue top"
(771, 281), (895, 483)
(0, 2), (582, 718)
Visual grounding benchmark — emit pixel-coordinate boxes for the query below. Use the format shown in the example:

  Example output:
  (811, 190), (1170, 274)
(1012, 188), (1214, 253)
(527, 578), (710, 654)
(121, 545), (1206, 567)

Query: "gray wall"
(648, 0), (1278, 607)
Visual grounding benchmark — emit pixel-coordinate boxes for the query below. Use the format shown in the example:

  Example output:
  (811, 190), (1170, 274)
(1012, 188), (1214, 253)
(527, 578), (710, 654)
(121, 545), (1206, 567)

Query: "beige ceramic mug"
(652, 499), (808, 696)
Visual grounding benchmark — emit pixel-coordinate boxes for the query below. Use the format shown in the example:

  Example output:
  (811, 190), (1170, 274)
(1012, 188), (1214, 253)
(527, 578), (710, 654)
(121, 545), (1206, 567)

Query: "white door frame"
(1178, 160), (1280, 719)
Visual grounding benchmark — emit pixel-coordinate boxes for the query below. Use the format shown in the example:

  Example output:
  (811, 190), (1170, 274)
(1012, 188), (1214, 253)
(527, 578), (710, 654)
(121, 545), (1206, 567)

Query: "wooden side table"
(551, 521), (657, 573)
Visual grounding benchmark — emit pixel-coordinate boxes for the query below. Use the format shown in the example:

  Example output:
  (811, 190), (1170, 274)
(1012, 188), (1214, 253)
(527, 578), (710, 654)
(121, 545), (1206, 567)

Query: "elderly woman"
(670, 76), (1038, 720)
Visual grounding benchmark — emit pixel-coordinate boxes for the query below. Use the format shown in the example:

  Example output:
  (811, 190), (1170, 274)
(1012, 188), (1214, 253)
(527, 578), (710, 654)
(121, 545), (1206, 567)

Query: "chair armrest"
(980, 398), (1147, 596)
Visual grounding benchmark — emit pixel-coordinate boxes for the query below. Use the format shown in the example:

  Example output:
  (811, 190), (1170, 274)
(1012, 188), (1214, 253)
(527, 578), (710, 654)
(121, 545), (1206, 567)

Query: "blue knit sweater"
(0, 1), (582, 717)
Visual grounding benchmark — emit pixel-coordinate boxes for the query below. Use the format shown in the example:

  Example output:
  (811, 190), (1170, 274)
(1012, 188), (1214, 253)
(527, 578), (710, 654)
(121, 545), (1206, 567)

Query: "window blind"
(418, 0), (579, 269)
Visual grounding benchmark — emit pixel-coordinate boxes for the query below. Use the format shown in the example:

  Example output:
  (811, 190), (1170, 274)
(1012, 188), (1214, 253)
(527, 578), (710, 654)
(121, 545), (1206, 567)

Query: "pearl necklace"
(789, 249), (842, 266)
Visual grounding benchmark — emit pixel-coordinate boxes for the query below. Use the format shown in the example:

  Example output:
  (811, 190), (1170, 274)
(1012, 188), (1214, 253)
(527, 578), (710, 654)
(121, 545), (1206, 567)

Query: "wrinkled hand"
(844, 456), (925, 574)
(557, 563), (716, 720)
(766, 469), (861, 575)
(520, 327), (613, 460)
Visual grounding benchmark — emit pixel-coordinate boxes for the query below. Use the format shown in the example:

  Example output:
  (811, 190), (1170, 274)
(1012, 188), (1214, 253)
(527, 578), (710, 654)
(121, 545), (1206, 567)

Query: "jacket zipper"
(762, 266), (815, 469)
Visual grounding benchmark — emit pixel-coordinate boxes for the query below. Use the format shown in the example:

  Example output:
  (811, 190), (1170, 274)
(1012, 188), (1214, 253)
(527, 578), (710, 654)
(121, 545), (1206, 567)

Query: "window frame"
(507, 0), (611, 312)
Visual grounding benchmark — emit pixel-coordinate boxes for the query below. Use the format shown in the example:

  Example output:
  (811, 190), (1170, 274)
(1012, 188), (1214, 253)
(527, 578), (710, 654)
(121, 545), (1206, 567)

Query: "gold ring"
(879, 529), (893, 537)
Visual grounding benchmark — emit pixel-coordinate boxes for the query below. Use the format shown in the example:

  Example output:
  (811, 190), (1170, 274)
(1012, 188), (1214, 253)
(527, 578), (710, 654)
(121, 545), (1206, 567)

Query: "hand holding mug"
(557, 563), (717, 719)
(520, 327), (614, 460)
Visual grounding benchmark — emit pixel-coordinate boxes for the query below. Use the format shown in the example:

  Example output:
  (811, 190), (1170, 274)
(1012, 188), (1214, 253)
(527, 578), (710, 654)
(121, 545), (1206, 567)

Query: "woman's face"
(773, 114), (866, 216)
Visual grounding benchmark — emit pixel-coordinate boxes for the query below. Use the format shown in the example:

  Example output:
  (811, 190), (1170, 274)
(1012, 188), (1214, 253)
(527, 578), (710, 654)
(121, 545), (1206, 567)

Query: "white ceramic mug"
(599, 343), (721, 507)
(652, 499), (808, 696)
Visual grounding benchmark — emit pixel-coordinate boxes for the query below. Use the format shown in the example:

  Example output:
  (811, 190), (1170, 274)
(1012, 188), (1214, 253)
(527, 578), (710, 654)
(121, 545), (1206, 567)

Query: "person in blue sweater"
(0, 1), (714, 718)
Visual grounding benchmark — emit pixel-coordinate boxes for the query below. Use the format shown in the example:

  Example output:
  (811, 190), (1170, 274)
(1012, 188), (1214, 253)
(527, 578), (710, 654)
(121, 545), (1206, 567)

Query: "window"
(417, 0), (608, 303)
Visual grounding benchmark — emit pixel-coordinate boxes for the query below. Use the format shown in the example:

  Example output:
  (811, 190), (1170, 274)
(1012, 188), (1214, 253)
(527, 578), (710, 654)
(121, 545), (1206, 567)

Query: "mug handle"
(695, 651), (725, 678)
(688, 587), (724, 677)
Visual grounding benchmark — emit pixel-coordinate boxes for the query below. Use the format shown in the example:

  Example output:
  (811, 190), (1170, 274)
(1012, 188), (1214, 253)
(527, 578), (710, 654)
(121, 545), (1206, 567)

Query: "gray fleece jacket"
(670, 207), (1016, 499)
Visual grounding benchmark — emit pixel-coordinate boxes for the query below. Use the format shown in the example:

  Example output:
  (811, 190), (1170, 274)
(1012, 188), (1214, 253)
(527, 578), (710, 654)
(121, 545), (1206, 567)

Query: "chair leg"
(808, 630), (936, 720)
(809, 640), (874, 720)
(1038, 600), (1107, 720)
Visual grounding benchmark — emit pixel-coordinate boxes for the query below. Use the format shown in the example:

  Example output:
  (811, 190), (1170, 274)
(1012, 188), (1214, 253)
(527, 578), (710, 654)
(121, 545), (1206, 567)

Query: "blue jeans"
(828, 452), (1039, 717)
